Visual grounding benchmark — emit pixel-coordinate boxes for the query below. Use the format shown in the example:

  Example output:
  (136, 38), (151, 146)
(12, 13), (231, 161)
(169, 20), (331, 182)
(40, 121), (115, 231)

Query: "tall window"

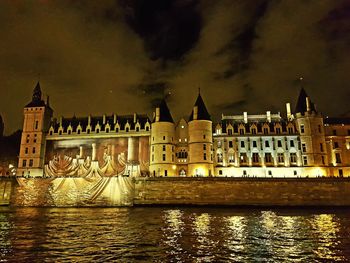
(203, 144), (206, 150)
(32, 147), (36, 154)
(25, 147), (28, 154)
(252, 141), (257, 148)
(217, 153), (223, 162)
(163, 145), (166, 151)
(228, 154), (234, 163)
(290, 153), (297, 163)
(203, 153), (207, 161)
(320, 143), (324, 152)
(288, 127), (293, 134)
(252, 153), (259, 163)
(229, 141), (233, 148)
(290, 140), (295, 148)
(265, 141), (269, 147)
(29, 159), (33, 167)
(303, 156), (308, 165)
(228, 129), (233, 135)
(334, 142), (339, 148)
(35, 121), (39, 130)
(277, 140), (282, 148)
(300, 124), (305, 134)
(277, 153), (284, 163)
(22, 159), (27, 167)
(335, 153), (342, 164)
(240, 153), (247, 163)
(239, 128), (244, 135)
(276, 128), (281, 134)
(251, 128), (257, 134)
(302, 143), (307, 152)
(333, 130), (337, 136)
(162, 154), (166, 161)
(240, 141), (245, 148)
(263, 128), (269, 134)
(265, 153), (272, 163)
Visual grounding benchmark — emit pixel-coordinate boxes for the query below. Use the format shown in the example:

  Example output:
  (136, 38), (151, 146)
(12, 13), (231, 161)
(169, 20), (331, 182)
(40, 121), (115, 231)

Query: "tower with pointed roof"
(149, 100), (176, 176)
(17, 82), (53, 177)
(187, 91), (213, 176)
(294, 87), (327, 167)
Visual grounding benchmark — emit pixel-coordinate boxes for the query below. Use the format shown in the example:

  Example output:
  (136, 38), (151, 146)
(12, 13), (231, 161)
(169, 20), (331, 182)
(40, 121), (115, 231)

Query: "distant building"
(17, 82), (350, 177)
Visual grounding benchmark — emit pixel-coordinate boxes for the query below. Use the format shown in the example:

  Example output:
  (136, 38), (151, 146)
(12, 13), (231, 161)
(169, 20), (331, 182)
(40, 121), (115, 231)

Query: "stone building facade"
(17, 82), (350, 177)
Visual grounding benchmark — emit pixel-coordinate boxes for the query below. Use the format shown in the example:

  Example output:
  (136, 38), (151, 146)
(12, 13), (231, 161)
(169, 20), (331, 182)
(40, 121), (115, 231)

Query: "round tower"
(149, 100), (176, 177)
(188, 92), (213, 176)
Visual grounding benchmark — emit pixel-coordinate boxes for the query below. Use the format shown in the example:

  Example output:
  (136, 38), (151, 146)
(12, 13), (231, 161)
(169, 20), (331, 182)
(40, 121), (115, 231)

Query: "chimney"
(286, 103), (291, 120)
(113, 114), (117, 124)
(306, 97), (311, 112)
(133, 113), (137, 123)
(59, 116), (63, 126)
(88, 115), (91, 125)
(155, 107), (160, 122)
(103, 114), (106, 124)
(243, 112), (248, 124)
(266, 111), (271, 123)
(193, 106), (198, 120)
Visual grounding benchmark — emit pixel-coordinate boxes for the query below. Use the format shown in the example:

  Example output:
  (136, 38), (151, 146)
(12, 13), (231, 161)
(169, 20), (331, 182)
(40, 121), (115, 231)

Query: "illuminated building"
(17, 82), (350, 177)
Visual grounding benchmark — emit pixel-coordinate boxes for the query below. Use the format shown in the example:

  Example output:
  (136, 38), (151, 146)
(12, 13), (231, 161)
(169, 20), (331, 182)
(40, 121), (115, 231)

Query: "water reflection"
(0, 207), (349, 262)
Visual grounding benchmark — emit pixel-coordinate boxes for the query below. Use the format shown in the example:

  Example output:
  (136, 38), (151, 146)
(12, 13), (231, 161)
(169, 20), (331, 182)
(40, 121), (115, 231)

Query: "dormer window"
(126, 127), (129, 132)
(105, 128), (110, 133)
(136, 127), (139, 132)
(146, 126), (149, 131)
(251, 128), (257, 134)
(96, 129), (100, 134)
(239, 128), (244, 135)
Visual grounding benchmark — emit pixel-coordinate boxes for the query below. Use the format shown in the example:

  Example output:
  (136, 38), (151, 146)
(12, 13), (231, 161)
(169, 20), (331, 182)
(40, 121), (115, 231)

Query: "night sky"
(1, 0), (350, 134)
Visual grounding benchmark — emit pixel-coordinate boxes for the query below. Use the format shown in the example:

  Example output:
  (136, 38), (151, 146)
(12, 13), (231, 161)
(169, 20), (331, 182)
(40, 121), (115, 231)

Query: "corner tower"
(294, 87), (327, 167)
(17, 82), (53, 177)
(188, 91), (213, 176)
(149, 100), (176, 176)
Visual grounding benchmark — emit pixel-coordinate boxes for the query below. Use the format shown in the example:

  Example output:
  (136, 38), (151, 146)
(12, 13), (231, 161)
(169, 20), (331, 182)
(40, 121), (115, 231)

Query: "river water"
(0, 207), (349, 262)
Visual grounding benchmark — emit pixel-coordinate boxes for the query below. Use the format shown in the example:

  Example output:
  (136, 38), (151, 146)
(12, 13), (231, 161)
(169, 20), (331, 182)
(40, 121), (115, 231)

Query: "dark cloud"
(0, 0), (350, 134)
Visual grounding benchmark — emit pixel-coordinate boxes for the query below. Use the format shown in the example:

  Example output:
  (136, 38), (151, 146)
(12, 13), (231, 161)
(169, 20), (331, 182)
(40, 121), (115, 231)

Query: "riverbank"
(1, 177), (350, 206)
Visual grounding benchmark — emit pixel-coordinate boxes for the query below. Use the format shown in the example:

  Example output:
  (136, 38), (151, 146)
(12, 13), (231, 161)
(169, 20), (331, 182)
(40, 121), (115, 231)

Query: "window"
(277, 140), (282, 148)
(59, 130), (62, 135)
(87, 129), (90, 134)
(334, 142), (339, 148)
(152, 146), (154, 152)
(322, 156), (325, 165)
(203, 134), (206, 139)
(263, 128), (269, 134)
(219, 170), (223, 176)
(265, 153), (272, 163)
(68, 130), (72, 134)
(162, 154), (166, 161)
(252, 153), (259, 163)
(268, 170), (272, 176)
(125, 127), (129, 132)
(135, 127), (139, 132)
(152, 155), (154, 162)
(35, 121), (39, 130)
(22, 159), (27, 167)
(229, 141), (233, 148)
(348, 129), (350, 136)
(77, 130), (81, 134)
(277, 153), (284, 163)
(25, 147), (28, 154)
(303, 156), (308, 165)
(95, 129), (99, 134)
(163, 145), (166, 151)
(251, 128), (257, 134)
(29, 159), (33, 167)
(252, 141), (257, 148)
(217, 153), (223, 162)
(163, 136), (165, 140)
(335, 153), (342, 164)
(146, 126), (149, 131)
(228, 154), (234, 163)
(239, 128), (244, 135)
(300, 124), (305, 133)
(203, 144), (206, 150)
(265, 141), (269, 147)
(116, 128), (119, 132)
(32, 147), (36, 154)
(294, 170), (297, 176)
(290, 140), (295, 148)
(276, 127), (281, 134)
(49, 131), (53, 135)
(240, 141), (245, 148)
(290, 153), (297, 163)
(172, 155), (174, 162)
(288, 127), (293, 134)
(240, 153), (247, 163)
(320, 143), (324, 152)
(204, 153), (207, 160)
(333, 129), (337, 136)
(228, 129), (233, 135)
(34, 134), (37, 143)
(106, 128), (110, 133)
(302, 143), (307, 152)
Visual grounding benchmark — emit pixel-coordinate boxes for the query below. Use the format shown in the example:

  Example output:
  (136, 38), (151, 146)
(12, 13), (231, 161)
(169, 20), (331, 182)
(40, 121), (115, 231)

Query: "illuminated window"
(240, 153), (247, 163)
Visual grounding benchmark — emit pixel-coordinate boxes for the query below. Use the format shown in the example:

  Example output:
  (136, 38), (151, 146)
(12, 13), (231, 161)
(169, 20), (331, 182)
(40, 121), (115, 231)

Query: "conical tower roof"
(25, 81), (46, 107)
(155, 99), (174, 123)
(294, 87), (316, 114)
(189, 93), (211, 121)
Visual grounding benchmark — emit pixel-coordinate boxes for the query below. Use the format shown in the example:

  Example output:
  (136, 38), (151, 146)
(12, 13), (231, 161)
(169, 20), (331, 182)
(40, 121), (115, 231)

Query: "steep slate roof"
(294, 87), (316, 114)
(324, 117), (350, 125)
(189, 93), (211, 121)
(155, 100), (174, 123)
(25, 82), (46, 108)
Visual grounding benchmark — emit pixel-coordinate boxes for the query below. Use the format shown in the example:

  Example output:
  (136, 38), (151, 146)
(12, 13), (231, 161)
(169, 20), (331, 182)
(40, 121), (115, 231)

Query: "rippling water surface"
(0, 207), (350, 262)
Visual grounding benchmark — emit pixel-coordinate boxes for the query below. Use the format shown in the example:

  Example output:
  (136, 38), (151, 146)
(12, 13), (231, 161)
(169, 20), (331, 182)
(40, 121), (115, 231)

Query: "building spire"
(189, 91), (211, 121)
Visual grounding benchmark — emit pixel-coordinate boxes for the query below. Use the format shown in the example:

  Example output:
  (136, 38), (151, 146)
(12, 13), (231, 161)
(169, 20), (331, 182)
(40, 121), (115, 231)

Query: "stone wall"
(0, 178), (12, 205)
(133, 177), (350, 206)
